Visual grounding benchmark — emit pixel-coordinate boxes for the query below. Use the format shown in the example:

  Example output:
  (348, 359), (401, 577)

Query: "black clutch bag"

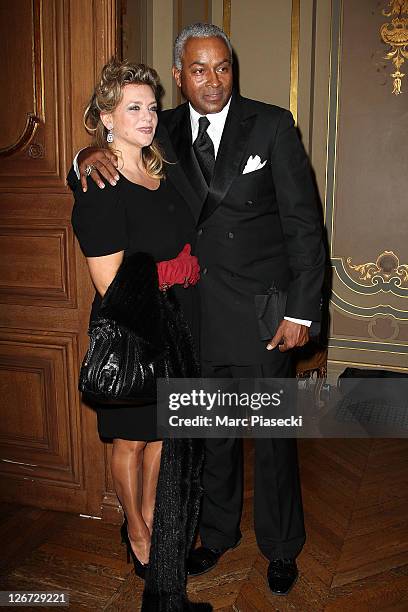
(255, 285), (321, 340)
(255, 286), (288, 341)
(79, 252), (198, 404)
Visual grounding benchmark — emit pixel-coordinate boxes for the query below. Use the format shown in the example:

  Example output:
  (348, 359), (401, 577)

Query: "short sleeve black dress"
(71, 169), (199, 441)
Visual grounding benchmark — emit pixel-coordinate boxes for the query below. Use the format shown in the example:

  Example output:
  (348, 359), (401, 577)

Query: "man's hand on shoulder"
(266, 320), (309, 352)
(78, 147), (120, 192)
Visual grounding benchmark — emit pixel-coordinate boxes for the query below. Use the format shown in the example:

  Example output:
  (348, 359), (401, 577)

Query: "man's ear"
(172, 66), (182, 88)
(100, 112), (113, 130)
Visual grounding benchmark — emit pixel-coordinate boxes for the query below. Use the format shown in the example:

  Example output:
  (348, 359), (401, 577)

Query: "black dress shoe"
(267, 558), (298, 595)
(187, 539), (241, 576)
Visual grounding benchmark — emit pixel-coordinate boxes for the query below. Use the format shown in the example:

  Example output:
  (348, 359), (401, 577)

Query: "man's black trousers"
(199, 360), (306, 560)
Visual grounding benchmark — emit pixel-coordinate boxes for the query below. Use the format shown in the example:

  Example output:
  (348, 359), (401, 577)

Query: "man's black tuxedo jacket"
(163, 93), (324, 364)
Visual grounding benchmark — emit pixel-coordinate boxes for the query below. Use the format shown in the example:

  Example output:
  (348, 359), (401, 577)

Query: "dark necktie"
(193, 116), (215, 186)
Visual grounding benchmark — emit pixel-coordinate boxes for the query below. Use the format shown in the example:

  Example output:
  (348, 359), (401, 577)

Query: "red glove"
(157, 244), (200, 290)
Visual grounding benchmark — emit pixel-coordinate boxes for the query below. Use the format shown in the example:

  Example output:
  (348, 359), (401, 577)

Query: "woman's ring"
(85, 164), (95, 176)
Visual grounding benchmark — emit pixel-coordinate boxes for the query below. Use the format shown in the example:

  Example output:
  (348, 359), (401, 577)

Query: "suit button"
(246, 200), (254, 206)
(202, 267), (208, 275)
(228, 232), (234, 239)
(197, 228), (203, 235)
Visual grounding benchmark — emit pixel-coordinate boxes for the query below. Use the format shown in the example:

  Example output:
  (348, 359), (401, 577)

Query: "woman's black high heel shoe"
(121, 521), (148, 579)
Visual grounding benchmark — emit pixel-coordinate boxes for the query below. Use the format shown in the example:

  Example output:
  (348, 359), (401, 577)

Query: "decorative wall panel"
(0, 0), (70, 188)
(324, 0), (408, 368)
(0, 0), (44, 157)
(0, 0), (118, 516)
(0, 330), (82, 487)
(0, 221), (76, 307)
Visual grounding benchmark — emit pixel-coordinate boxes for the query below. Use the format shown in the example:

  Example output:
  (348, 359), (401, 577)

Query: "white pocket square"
(242, 155), (267, 175)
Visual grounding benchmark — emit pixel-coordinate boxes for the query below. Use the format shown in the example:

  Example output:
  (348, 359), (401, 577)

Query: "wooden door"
(0, 0), (120, 520)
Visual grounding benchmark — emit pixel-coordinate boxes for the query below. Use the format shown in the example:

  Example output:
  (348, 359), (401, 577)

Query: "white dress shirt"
(189, 100), (311, 329)
(189, 98), (231, 157)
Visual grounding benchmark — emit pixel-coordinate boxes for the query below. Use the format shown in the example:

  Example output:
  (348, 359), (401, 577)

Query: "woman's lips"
(137, 127), (153, 133)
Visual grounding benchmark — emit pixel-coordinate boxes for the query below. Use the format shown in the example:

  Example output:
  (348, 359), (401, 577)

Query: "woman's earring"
(107, 127), (114, 143)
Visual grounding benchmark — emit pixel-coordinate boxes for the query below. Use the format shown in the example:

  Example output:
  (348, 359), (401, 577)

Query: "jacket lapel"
(162, 105), (208, 223)
(198, 93), (257, 225)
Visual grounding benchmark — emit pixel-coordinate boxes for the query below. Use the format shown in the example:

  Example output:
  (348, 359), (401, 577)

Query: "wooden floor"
(1, 439), (408, 611)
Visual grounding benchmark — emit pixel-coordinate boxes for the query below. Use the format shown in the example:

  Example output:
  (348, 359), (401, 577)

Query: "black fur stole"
(100, 252), (199, 380)
(105, 253), (210, 610)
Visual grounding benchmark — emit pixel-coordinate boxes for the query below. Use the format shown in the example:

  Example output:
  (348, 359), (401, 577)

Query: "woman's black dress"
(71, 171), (199, 441)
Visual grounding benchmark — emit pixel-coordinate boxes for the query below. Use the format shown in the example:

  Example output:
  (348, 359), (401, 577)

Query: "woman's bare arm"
(86, 251), (124, 297)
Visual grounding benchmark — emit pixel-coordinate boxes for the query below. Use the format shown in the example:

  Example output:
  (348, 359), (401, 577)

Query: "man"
(76, 23), (325, 595)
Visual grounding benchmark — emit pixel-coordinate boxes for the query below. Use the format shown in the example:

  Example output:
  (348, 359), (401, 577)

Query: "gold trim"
(380, 0), (408, 95)
(175, 0), (183, 107)
(290, 0), (300, 124)
(331, 289), (408, 317)
(178, 0), (182, 33)
(330, 335), (408, 347)
(329, 358), (408, 371)
(329, 345), (408, 356)
(323, 1), (336, 224)
(330, 1), (343, 258)
(223, 0), (231, 37)
(347, 250), (408, 288)
(204, 0), (209, 23)
(332, 257), (408, 294)
(330, 358), (407, 365)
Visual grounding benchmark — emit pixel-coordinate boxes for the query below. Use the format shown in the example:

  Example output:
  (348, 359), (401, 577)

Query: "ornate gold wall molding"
(324, 0), (408, 373)
(347, 250), (408, 289)
(290, 0), (300, 124)
(326, 2), (408, 304)
(380, 0), (408, 95)
(223, 0), (231, 37)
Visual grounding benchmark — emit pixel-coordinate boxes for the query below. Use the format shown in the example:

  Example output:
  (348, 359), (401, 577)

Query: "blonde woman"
(69, 60), (202, 597)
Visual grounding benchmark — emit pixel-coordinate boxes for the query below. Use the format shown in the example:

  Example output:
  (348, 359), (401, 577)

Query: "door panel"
(0, 0), (119, 518)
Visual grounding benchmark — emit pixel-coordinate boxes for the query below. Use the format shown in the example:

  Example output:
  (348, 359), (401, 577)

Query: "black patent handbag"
(79, 317), (171, 404)
(79, 252), (198, 405)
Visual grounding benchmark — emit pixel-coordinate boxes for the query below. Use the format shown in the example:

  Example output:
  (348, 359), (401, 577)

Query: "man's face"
(172, 36), (233, 115)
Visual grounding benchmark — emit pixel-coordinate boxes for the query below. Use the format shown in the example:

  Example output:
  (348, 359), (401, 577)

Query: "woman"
(70, 59), (208, 610)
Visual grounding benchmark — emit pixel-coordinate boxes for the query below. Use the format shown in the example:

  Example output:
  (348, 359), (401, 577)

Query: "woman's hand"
(78, 147), (120, 192)
(157, 244), (200, 290)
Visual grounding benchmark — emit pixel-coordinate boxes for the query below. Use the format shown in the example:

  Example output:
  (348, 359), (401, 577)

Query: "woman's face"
(103, 83), (158, 149)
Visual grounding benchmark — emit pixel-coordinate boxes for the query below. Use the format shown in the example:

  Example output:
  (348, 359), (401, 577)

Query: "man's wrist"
(73, 148), (86, 179)
(284, 316), (312, 327)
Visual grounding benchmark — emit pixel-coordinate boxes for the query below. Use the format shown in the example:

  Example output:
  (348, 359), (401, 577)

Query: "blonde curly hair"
(84, 58), (166, 179)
